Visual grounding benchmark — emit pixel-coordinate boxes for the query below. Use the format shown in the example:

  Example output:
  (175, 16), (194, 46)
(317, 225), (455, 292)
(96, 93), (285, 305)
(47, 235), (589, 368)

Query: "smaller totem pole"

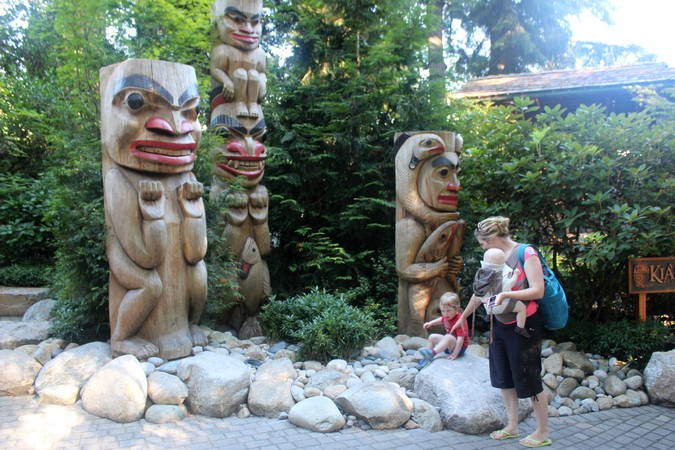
(101, 59), (208, 360)
(211, 0), (266, 120)
(209, 0), (271, 340)
(395, 131), (465, 337)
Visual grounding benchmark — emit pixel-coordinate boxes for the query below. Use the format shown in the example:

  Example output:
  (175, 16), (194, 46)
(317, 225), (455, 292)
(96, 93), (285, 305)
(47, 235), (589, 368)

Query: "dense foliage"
(555, 319), (671, 369)
(453, 94), (674, 323)
(0, 0), (672, 356)
(259, 288), (377, 361)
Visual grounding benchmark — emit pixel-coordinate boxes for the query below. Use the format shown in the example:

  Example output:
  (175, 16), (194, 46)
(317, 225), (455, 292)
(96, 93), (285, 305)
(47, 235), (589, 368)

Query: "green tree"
(453, 91), (674, 322)
(448, 0), (612, 75)
(571, 41), (657, 67)
(263, 0), (446, 298)
(0, 0), (214, 339)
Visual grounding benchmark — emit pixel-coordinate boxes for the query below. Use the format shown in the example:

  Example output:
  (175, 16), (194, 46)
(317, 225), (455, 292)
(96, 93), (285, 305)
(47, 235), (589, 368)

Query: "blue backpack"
(517, 244), (568, 330)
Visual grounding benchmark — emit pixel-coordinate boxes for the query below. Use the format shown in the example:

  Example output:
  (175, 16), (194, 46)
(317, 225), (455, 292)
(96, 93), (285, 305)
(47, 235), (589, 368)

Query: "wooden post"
(637, 293), (647, 322)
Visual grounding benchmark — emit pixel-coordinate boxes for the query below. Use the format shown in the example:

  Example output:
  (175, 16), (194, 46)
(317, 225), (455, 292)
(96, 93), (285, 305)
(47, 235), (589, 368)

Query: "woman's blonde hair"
(474, 216), (510, 240)
(439, 292), (460, 309)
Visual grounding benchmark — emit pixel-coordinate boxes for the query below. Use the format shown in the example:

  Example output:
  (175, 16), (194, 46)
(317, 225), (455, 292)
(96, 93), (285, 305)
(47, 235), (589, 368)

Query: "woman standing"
(452, 216), (551, 448)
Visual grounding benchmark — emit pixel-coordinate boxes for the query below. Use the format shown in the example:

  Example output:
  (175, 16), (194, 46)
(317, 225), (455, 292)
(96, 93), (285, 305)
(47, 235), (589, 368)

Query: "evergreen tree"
(263, 0), (448, 295)
(448, 0), (612, 75)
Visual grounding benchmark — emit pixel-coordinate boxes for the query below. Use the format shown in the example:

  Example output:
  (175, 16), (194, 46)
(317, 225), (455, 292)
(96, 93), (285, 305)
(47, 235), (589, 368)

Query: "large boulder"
(248, 358), (296, 418)
(414, 353), (531, 434)
(80, 355), (147, 423)
(22, 299), (56, 322)
(410, 398), (443, 432)
(147, 371), (189, 405)
(289, 396), (345, 432)
(335, 381), (412, 430)
(306, 368), (350, 392)
(177, 352), (250, 418)
(0, 349), (42, 395)
(559, 351), (594, 375)
(0, 320), (51, 350)
(369, 336), (403, 360)
(644, 349), (675, 407)
(0, 287), (49, 316)
(34, 341), (112, 404)
(145, 404), (187, 424)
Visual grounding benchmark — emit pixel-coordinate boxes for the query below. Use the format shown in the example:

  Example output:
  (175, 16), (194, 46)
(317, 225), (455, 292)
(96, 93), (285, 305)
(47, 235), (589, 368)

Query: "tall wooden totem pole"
(209, 0), (270, 339)
(395, 131), (465, 337)
(100, 59), (208, 360)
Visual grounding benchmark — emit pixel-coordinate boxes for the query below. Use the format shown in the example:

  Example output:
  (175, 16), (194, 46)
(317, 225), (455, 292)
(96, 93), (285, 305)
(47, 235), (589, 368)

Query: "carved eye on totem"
(126, 92), (145, 111)
(182, 103), (201, 122)
(439, 168), (449, 177)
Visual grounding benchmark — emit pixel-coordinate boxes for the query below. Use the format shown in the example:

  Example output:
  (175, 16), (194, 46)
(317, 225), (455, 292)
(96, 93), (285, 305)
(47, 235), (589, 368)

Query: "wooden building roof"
(453, 63), (675, 114)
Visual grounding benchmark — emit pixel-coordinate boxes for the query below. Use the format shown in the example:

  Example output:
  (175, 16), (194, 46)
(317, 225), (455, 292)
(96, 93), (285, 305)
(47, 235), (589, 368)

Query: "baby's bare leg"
(491, 299), (531, 337)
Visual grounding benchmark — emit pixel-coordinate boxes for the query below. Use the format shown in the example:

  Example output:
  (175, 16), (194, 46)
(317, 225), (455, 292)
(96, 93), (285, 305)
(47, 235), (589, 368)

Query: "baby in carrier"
(473, 248), (530, 338)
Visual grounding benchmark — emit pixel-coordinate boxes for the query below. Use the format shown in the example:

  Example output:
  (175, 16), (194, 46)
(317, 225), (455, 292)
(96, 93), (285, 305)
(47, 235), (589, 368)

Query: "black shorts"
(489, 310), (543, 399)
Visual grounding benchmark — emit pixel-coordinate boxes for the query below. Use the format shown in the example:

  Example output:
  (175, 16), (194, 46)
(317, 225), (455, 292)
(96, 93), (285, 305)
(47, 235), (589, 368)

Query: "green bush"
(201, 177), (245, 326)
(0, 263), (52, 287)
(454, 92), (674, 323)
(592, 320), (672, 369)
(259, 288), (377, 362)
(551, 319), (672, 370)
(340, 252), (398, 338)
(0, 174), (54, 266)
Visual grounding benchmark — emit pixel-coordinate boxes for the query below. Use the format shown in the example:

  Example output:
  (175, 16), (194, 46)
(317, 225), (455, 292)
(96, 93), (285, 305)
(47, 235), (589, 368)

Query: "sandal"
(519, 435), (552, 448)
(489, 429), (519, 440)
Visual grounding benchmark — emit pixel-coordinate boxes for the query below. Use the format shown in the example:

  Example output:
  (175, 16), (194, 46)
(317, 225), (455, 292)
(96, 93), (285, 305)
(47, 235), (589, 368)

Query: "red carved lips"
(216, 141), (267, 179)
(232, 32), (259, 44)
(438, 194), (459, 206)
(130, 140), (197, 165)
(217, 155), (266, 179)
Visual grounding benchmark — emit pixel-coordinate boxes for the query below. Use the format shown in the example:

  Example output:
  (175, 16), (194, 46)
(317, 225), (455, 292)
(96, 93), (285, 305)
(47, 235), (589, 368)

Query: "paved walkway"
(1, 395), (673, 450)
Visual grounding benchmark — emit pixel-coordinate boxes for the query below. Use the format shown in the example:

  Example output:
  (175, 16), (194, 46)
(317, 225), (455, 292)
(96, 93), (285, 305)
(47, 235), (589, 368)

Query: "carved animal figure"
(100, 59), (208, 360)
(395, 131), (465, 337)
(208, 1), (271, 340)
(210, 0), (266, 119)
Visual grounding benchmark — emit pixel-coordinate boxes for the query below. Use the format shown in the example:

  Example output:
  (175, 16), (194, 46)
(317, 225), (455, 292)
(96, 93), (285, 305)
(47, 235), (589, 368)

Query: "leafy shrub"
(340, 253), (398, 338)
(201, 180), (244, 326)
(0, 263), (52, 287)
(454, 93), (674, 323)
(0, 174), (54, 266)
(591, 320), (671, 369)
(259, 288), (377, 362)
(552, 319), (672, 370)
(43, 133), (110, 344)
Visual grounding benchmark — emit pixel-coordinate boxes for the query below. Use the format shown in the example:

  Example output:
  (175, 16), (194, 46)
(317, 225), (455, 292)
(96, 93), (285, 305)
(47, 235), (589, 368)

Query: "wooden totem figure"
(395, 131), (465, 337)
(210, 0), (266, 120)
(100, 59), (208, 360)
(209, 0), (270, 340)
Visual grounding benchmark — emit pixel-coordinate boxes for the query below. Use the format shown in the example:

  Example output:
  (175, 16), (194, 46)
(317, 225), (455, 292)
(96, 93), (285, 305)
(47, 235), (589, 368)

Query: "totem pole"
(209, 0), (270, 339)
(101, 59), (208, 360)
(395, 131), (465, 337)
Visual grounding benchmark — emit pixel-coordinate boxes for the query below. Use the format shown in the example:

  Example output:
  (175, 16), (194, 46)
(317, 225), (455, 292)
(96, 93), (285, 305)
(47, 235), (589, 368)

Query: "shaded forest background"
(0, 0), (672, 345)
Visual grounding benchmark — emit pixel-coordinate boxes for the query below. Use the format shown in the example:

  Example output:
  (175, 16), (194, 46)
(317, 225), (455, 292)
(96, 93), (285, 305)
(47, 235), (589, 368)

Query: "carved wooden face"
(100, 59), (201, 174)
(212, 121), (267, 187)
(214, 0), (263, 51)
(417, 150), (461, 211)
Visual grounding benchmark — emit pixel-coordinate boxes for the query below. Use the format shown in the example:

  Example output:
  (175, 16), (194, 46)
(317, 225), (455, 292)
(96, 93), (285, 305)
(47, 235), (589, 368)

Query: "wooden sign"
(628, 257), (675, 321)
